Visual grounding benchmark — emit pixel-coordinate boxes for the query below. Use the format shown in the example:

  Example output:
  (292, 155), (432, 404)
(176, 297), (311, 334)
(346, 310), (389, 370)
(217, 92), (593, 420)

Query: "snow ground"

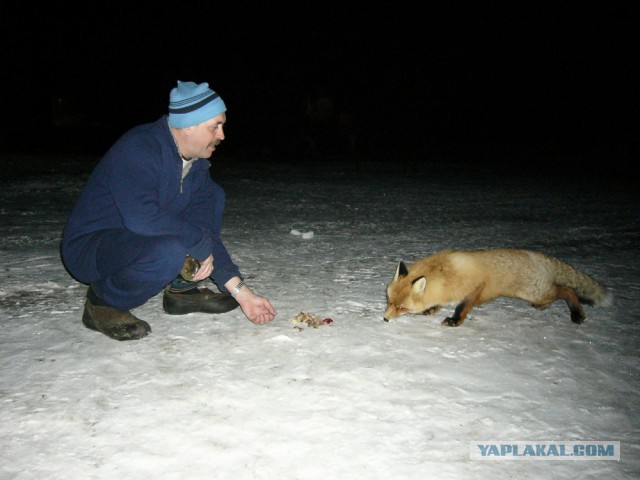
(0, 153), (638, 479)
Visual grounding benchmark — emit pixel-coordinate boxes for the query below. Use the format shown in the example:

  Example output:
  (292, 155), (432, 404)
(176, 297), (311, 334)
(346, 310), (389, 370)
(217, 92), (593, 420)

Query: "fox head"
(384, 261), (435, 321)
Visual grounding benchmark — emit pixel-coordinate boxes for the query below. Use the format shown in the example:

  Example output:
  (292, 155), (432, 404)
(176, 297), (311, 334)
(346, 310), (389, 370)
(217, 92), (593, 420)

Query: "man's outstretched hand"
(236, 289), (277, 325)
(225, 277), (276, 325)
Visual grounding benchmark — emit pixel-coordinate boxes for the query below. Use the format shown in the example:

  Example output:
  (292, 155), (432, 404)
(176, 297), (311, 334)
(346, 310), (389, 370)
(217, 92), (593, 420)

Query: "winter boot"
(162, 277), (239, 315)
(82, 286), (151, 341)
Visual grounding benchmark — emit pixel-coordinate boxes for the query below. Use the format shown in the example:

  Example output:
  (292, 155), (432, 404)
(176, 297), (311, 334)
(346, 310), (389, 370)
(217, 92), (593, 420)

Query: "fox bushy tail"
(549, 257), (612, 307)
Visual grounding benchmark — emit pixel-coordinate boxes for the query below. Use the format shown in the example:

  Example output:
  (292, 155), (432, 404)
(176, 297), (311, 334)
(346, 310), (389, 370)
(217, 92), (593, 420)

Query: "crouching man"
(61, 80), (276, 340)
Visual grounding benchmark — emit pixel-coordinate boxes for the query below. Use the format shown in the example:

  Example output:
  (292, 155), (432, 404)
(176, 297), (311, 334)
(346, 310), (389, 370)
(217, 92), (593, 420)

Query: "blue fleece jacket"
(62, 115), (241, 291)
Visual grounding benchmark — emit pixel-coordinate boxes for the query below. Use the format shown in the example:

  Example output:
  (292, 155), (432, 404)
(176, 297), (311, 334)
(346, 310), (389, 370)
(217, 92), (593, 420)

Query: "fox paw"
(442, 317), (463, 327)
(571, 312), (585, 324)
(421, 306), (442, 316)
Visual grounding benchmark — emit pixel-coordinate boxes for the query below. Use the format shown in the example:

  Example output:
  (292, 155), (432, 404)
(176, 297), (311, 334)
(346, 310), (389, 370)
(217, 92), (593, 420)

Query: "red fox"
(384, 249), (612, 326)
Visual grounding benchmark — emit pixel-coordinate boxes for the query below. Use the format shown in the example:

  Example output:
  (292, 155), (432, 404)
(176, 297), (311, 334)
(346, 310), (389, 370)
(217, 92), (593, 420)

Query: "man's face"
(187, 113), (226, 159)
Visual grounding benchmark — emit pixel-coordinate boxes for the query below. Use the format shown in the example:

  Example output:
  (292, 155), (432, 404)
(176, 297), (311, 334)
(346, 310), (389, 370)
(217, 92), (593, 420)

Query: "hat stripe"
(169, 92), (220, 114)
(170, 90), (214, 108)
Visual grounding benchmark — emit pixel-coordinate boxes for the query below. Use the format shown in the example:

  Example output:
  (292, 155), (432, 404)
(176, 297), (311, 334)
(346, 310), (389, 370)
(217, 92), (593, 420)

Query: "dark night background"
(0, 3), (636, 176)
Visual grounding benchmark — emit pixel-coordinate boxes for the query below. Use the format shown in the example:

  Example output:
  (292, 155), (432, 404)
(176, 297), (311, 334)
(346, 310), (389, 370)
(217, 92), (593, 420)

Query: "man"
(61, 80), (277, 341)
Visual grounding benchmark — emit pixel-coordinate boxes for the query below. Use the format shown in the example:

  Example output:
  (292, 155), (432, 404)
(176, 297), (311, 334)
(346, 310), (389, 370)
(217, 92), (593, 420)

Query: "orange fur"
(384, 249), (611, 326)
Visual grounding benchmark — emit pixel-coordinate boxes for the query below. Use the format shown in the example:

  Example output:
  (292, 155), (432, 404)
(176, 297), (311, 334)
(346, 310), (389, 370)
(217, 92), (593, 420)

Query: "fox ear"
(411, 276), (427, 293)
(394, 261), (409, 280)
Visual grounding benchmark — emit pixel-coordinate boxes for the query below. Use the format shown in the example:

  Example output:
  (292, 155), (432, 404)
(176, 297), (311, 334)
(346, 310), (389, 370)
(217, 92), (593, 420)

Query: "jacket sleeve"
(201, 181), (242, 292)
(185, 176), (242, 291)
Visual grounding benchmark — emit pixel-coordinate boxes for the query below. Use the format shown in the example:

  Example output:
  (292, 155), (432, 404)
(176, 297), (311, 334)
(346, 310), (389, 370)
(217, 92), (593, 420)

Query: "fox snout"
(383, 304), (400, 322)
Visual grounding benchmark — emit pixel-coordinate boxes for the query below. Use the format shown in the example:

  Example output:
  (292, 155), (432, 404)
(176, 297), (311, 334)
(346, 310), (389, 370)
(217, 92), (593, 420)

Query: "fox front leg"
(442, 283), (484, 327)
(442, 302), (469, 327)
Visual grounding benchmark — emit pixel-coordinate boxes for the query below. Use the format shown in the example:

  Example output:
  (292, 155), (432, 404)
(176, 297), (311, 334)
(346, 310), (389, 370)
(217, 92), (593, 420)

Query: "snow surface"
(1, 153), (638, 480)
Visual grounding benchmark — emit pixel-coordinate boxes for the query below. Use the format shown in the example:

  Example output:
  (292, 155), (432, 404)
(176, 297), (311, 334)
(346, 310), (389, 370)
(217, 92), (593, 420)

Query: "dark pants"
(62, 229), (186, 310)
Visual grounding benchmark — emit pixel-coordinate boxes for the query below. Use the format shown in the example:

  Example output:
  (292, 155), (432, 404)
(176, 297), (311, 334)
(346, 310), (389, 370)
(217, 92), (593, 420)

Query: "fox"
(384, 248), (612, 326)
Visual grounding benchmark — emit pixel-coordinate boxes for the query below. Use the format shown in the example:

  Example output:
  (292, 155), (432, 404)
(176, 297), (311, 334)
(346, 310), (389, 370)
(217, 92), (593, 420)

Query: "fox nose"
(383, 317), (389, 322)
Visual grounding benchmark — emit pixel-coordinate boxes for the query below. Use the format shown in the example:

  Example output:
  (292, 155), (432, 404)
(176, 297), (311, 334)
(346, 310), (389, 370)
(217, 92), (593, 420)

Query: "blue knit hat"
(168, 81), (226, 128)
